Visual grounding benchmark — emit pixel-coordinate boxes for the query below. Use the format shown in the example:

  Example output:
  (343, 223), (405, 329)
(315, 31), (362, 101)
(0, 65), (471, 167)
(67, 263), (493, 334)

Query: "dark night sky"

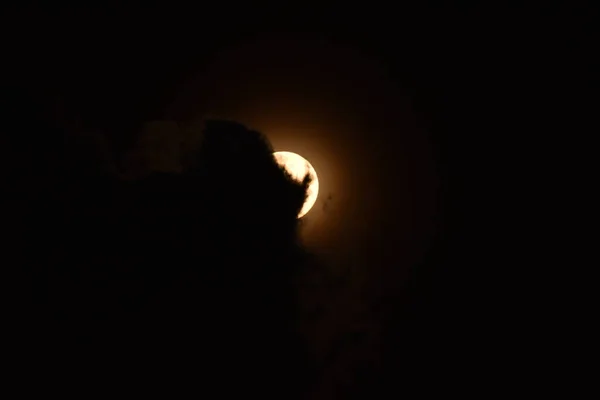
(1, 4), (586, 398)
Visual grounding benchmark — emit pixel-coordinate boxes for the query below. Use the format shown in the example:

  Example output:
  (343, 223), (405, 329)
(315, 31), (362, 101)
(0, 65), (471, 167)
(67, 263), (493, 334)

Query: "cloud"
(124, 120), (183, 177)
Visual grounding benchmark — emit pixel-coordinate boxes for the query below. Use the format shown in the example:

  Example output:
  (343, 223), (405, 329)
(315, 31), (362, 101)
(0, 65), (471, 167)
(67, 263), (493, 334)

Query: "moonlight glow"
(273, 151), (319, 218)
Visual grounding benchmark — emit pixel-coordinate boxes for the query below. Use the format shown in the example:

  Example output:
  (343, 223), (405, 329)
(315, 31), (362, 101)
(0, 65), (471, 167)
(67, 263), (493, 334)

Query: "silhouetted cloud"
(2, 99), (316, 397)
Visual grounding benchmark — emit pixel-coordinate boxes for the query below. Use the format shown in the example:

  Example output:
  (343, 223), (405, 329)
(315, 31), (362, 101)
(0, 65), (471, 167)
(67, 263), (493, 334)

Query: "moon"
(273, 151), (319, 218)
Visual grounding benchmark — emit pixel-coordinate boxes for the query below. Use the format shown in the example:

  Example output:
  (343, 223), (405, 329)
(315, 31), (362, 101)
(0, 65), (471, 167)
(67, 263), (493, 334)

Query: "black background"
(1, 4), (588, 397)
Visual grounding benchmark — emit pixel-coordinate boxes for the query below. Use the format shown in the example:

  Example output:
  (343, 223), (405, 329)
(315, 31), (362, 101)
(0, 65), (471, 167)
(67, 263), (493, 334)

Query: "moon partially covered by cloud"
(165, 36), (438, 275)
(273, 151), (319, 218)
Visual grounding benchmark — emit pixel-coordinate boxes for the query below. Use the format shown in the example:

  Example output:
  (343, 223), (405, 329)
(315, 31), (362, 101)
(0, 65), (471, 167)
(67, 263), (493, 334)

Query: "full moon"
(273, 151), (319, 218)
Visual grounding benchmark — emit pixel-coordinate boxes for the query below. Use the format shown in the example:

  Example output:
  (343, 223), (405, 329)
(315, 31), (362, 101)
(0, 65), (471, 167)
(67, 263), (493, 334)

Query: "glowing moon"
(273, 151), (319, 218)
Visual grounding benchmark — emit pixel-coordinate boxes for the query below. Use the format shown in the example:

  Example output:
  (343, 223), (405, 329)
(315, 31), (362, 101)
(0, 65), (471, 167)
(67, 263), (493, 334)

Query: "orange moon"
(273, 151), (319, 218)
